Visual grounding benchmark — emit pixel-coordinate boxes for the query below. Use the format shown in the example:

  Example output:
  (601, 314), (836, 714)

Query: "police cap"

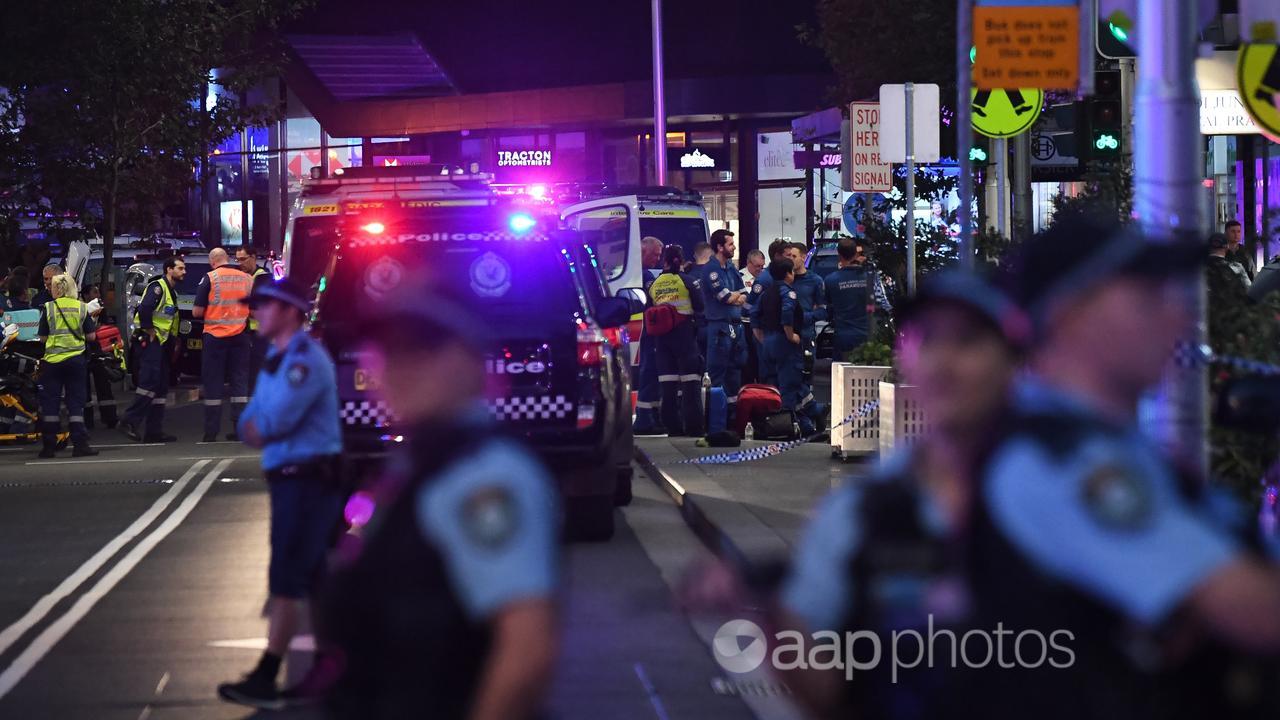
(1008, 213), (1204, 331)
(242, 277), (311, 314)
(898, 270), (1030, 348)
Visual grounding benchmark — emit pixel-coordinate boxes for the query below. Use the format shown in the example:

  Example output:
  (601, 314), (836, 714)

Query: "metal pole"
(996, 137), (1008, 236)
(651, 0), (667, 185)
(1012, 132), (1033, 239)
(1135, 0), (1208, 471)
(905, 82), (917, 295)
(957, 0), (975, 268)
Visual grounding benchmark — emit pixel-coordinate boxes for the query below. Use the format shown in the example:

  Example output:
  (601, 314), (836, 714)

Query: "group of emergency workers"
(685, 213), (1280, 720)
(634, 230), (890, 438)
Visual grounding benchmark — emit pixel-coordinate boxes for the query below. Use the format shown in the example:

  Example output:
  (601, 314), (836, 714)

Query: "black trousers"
(655, 320), (703, 436)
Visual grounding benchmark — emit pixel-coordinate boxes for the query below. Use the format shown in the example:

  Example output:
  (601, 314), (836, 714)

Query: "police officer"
(218, 278), (342, 710)
(194, 247), (252, 442)
(236, 246), (271, 390)
(782, 242), (827, 422)
(119, 256), (185, 443)
(318, 283), (559, 720)
(702, 229), (748, 423)
(758, 258), (815, 434)
(748, 239), (793, 385)
(633, 236), (667, 435)
(823, 239), (893, 358)
(690, 240), (713, 364)
(650, 244), (705, 436)
(36, 273), (98, 458)
(780, 221), (1280, 719)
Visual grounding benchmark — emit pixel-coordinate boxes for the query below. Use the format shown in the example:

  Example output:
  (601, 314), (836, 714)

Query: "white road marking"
(0, 458), (234, 699)
(195, 441), (240, 445)
(208, 635), (316, 652)
(136, 706), (151, 720)
(0, 459), (211, 658)
(91, 443), (165, 449)
(178, 454), (259, 461)
(23, 458), (144, 466)
(154, 671), (170, 695)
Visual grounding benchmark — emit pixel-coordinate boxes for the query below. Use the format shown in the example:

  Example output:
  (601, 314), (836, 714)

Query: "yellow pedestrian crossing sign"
(1238, 44), (1280, 143)
(971, 88), (1045, 138)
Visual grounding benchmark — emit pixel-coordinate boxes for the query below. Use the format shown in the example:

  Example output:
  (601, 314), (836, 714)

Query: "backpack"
(643, 304), (683, 336)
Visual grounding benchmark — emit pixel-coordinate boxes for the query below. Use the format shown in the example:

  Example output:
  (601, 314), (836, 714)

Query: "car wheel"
(566, 494), (615, 542)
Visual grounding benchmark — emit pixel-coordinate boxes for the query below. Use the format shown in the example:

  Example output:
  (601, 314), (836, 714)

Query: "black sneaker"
(118, 421), (142, 442)
(143, 434), (178, 443)
(218, 674), (284, 711)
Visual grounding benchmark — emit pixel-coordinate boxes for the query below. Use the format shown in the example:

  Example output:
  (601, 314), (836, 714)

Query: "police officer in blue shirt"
(758, 258), (816, 435)
(703, 229), (749, 423)
(783, 242), (827, 420)
(823, 239), (893, 358)
(119, 256), (185, 443)
(779, 220), (1280, 719)
(218, 278), (343, 710)
(748, 239), (792, 385)
(319, 282), (559, 720)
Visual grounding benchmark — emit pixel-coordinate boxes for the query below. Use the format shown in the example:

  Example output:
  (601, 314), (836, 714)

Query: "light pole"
(651, 0), (667, 185)
(1135, 0), (1208, 471)
(957, 0), (975, 268)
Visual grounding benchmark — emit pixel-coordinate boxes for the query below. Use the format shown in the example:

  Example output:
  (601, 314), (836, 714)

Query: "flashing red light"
(576, 321), (607, 366)
(601, 326), (629, 348)
(362, 221), (386, 235)
(1201, 178), (1214, 188)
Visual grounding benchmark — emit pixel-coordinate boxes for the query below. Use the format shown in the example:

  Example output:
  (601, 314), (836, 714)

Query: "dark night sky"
(289, 0), (830, 93)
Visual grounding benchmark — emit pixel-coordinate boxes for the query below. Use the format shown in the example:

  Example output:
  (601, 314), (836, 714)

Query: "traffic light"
(1096, 0), (1137, 58)
(1087, 70), (1123, 158)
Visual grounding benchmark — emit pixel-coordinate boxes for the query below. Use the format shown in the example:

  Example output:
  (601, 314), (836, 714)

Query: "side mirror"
(596, 296), (632, 329)
(1215, 376), (1280, 433)
(617, 287), (646, 317)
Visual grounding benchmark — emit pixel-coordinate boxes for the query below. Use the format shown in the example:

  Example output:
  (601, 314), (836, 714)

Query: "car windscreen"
(288, 216), (341, 290)
(318, 214), (588, 334)
(638, 216), (707, 262)
(175, 262), (211, 297)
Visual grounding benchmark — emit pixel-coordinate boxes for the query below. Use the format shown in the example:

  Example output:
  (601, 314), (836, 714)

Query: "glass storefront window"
(287, 117), (321, 149)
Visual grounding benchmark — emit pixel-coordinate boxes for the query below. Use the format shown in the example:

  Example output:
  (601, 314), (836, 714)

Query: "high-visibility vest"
(133, 279), (179, 343)
(247, 267), (268, 331)
(649, 272), (694, 316)
(203, 265), (252, 338)
(43, 298), (87, 364)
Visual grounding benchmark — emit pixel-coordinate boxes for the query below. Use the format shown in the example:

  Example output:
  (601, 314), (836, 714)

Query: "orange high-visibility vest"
(203, 265), (252, 338)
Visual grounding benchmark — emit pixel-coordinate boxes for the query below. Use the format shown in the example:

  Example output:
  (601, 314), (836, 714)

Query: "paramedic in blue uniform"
(702, 229), (748, 423)
(782, 242), (827, 423)
(119, 256), (185, 443)
(319, 281), (559, 720)
(650, 244), (706, 436)
(780, 218), (1280, 719)
(758, 258), (816, 435)
(218, 278), (342, 710)
(633, 236), (666, 435)
(748, 239), (793, 385)
(824, 239), (893, 358)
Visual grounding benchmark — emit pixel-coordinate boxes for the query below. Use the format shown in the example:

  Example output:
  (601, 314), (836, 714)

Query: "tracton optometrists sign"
(497, 150), (553, 167)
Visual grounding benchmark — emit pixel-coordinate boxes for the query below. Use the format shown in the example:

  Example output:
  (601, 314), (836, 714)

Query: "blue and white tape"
(674, 400), (880, 466)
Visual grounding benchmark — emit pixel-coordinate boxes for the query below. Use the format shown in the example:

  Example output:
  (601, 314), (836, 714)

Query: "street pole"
(1012, 132), (1033, 240)
(957, 0), (975, 268)
(996, 137), (1008, 237)
(905, 82), (917, 295)
(1135, 0), (1208, 471)
(651, 0), (667, 185)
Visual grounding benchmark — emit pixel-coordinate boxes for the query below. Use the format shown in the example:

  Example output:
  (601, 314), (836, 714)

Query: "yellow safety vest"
(247, 266), (268, 331)
(649, 272), (694, 316)
(43, 298), (87, 364)
(133, 279), (179, 343)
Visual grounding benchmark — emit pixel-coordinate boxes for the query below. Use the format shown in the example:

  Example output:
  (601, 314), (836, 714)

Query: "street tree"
(0, 0), (308, 290)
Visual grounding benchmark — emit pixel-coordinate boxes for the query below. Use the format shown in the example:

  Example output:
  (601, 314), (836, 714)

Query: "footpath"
(633, 434), (874, 568)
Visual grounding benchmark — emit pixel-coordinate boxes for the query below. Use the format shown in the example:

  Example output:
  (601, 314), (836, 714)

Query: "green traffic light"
(1108, 21), (1128, 42)
(969, 147), (988, 163)
(1094, 133), (1119, 151)
(970, 46), (976, 64)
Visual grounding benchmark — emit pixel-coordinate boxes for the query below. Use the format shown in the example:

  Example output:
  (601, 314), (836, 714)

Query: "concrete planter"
(879, 381), (929, 455)
(830, 363), (892, 459)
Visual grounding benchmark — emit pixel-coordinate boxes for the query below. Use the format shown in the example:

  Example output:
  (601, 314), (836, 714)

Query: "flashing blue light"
(508, 213), (537, 233)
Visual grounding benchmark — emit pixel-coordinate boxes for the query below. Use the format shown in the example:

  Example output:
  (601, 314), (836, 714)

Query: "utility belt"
(266, 455), (342, 487)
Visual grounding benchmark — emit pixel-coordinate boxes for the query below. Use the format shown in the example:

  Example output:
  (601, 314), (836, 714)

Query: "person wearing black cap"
(973, 214), (1280, 717)
(649, 244), (706, 436)
(218, 278), (343, 710)
(316, 281), (560, 720)
(767, 270), (1031, 718)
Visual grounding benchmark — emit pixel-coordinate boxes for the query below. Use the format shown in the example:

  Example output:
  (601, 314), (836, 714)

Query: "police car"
(304, 165), (636, 541)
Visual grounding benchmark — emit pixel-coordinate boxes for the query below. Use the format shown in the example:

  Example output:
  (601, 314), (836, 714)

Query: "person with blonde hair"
(37, 272), (98, 458)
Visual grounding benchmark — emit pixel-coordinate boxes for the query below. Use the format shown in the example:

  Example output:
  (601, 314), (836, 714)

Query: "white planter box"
(879, 381), (929, 455)
(830, 363), (892, 459)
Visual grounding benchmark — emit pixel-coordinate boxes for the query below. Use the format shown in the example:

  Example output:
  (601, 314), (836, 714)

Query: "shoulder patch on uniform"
(461, 486), (519, 548)
(287, 363), (309, 386)
(153, 286), (162, 297)
(1082, 466), (1152, 530)
(789, 291), (797, 300)
(752, 284), (763, 294)
(709, 271), (719, 281)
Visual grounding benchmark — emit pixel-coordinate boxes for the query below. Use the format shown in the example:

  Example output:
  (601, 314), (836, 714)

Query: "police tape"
(674, 399), (880, 466)
(1178, 342), (1280, 376)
